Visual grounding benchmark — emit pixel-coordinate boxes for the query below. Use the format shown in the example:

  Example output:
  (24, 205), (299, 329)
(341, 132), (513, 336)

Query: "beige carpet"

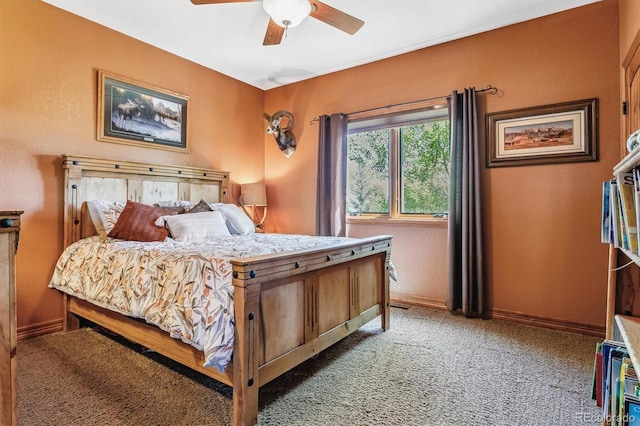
(17, 307), (603, 425)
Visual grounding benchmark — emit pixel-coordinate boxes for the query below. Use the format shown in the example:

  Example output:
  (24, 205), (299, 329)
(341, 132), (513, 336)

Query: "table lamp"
(239, 182), (267, 232)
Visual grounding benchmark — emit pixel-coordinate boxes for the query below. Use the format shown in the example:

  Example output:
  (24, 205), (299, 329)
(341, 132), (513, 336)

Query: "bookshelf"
(607, 147), (640, 376)
(600, 28), (640, 423)
(598, 149), (640, 425)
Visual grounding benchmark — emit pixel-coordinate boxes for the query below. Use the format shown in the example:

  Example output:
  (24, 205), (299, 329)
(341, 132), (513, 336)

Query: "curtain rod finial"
(478, 85), (500, 96)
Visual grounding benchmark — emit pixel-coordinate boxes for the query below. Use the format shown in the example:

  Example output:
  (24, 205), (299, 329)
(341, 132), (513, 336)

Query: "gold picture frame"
(97, 70), (189, 151)
(486, 98), (598, 167)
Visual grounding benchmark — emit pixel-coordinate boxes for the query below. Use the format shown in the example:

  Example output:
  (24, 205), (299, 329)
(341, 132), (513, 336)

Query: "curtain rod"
(309, 85), (499, 125)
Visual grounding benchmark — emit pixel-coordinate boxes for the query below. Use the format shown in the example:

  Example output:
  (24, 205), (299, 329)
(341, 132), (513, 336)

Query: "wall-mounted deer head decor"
(263, 110), (296, 158)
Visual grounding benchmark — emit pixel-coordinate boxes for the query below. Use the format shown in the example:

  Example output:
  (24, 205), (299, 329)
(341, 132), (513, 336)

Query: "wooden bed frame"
(60, 154), (392, 425)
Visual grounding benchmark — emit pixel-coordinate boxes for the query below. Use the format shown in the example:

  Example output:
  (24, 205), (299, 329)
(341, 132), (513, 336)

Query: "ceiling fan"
(190, 0), (364, 46)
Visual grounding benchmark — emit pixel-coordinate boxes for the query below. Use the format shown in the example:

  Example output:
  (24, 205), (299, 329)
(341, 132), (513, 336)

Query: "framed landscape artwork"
(486, 98), (598, 167)
(97, 70), (189, 151)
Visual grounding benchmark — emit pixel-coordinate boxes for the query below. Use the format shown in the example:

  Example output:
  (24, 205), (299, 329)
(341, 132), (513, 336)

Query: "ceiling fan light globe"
(263, 0), (311, 28)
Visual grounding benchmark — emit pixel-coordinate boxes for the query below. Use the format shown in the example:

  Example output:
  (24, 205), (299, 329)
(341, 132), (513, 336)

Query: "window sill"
(346, 216), (448, 227)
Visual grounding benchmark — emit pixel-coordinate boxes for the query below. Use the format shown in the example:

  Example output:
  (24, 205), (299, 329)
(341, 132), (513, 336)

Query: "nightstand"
(1, 211), (22, 426)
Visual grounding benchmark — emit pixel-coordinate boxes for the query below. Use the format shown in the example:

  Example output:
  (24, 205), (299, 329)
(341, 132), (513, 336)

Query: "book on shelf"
(634, 168), (640, 255)
(594, 341), (604, 407)
(611, 353), (626, 422)
(611, 179), (622, 249)
(604, 181), (613, 244)
(617, 183), (629, 250)
(623, 395), (640, 425)
(619, 359), (638, 426)
(619, 171), (639, 253)
(602, 341), (628, 419)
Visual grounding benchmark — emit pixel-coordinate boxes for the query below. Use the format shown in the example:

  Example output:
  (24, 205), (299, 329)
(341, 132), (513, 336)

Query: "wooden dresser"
(0, 211), (22, 426)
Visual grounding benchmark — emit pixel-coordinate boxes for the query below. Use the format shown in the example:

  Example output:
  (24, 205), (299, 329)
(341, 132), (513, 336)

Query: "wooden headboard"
(62, 155), (230, 247)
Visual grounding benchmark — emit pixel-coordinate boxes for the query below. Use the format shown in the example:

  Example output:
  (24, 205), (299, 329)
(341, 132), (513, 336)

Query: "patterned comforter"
(49, 233), (352, 372)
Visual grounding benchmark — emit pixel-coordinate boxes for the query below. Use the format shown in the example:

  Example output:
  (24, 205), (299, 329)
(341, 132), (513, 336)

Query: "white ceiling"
(42, 0), (600, 90)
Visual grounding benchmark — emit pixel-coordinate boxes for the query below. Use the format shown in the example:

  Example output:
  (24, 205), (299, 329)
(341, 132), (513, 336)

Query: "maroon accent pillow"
(108, 201), (177, 242)
(183, 199), (212, 214)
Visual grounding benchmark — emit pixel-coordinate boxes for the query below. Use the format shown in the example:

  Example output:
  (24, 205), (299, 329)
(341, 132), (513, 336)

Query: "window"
(346, 101), (450, 219)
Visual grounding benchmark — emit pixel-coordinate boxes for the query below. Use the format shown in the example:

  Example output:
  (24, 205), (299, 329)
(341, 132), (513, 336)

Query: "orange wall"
(0, 0), (624, 334)
(0, 0), (265, 333)
(264, 0), (620, 329)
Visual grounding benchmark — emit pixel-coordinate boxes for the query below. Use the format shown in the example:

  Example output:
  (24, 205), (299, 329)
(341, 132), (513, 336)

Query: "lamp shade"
(241, 183), (267, 206)
(263, 0), (311, 28)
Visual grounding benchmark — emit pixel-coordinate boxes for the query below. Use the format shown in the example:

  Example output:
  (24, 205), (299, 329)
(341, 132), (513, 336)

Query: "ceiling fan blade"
(190, 0), (251, 5)
(309, 1), (364, 35)
(263, 18), (285, 46)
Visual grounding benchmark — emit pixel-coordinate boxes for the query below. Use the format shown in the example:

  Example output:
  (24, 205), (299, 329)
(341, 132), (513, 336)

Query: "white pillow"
(157, 211), (230, 241)
(210, 203), (255, 235)
(86, 200), (125, 240)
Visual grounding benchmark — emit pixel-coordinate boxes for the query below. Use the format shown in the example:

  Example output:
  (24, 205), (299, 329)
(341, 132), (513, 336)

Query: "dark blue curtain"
(316, 113), (348, 237)
(447, 88), (485, 317)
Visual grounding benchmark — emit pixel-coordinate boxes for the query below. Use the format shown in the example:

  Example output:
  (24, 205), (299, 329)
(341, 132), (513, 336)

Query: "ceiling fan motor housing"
(263, 0), (312, 28)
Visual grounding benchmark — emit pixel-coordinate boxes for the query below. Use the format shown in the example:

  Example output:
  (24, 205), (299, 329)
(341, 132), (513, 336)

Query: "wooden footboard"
(230, 235), (392, 425)
(59, 155), (392, 425)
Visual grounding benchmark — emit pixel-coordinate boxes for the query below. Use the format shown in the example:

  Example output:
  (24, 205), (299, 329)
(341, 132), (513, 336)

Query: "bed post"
(232, 282), (261, 426)
(62, 158), (84, 248)
(62, 294), (80, 331)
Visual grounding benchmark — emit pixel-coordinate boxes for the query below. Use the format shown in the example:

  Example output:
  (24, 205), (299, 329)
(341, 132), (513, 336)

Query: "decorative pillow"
(184, 199), (212, 214)
(157, 211), (230, 241)
(108, 201), (177, 242)
(86, 200), (126, 240)
(210, 203), (256, 235)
